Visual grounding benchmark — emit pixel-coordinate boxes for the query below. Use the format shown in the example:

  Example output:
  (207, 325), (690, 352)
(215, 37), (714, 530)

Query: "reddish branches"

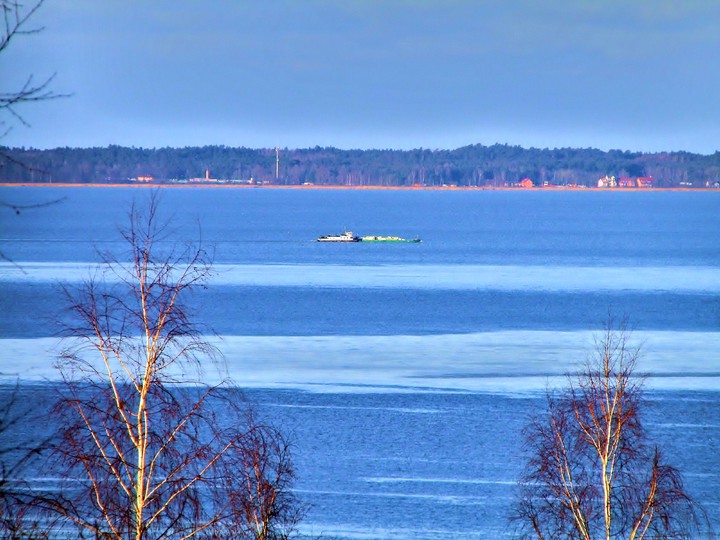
(48, 195), (302, 539)
(514, 322), (707, 540)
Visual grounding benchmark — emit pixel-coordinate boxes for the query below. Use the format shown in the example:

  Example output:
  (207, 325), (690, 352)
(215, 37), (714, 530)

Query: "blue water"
(1, 187), (719, 538)
(2, 188), (718, 267)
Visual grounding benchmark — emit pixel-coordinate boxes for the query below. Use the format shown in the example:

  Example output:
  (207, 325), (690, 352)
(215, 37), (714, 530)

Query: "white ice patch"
(2, 262), (719, 293)
(4, 331), (718, 393)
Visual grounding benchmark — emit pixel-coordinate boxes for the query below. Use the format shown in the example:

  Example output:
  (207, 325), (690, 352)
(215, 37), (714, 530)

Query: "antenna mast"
(275, 146), (280, 180)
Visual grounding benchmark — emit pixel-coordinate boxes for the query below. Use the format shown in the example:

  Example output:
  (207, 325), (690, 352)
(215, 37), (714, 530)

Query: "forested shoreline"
(2, 144), (719, 188)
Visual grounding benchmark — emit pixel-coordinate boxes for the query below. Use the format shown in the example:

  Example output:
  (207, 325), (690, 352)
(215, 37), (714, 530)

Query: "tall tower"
(275, 146), (279, 180)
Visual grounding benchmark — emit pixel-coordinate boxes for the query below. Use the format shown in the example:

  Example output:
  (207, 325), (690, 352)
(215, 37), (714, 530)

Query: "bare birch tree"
(514, 322), (707, 540)
(47, 195), (302, 539)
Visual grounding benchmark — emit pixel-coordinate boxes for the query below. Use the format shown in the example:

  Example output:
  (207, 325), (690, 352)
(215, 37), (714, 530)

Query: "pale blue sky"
(3, 0), (720, 153)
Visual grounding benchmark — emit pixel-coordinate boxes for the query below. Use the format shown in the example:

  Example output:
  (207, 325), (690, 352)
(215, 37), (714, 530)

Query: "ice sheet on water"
(0, 337), (59, 380)
(2, 262), (719, 293)
(3, 331), (719, 393)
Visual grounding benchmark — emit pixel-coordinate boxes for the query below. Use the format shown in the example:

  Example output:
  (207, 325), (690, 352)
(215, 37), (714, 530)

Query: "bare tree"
(46, 195), (302, 539)
(514, 322), (708, 540)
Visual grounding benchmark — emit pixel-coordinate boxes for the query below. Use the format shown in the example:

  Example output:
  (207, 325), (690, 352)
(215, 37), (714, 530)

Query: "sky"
(3, 0), (720, 153)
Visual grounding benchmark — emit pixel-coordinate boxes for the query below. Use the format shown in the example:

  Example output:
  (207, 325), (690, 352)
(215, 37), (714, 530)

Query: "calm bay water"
(1, 186), (719, 538)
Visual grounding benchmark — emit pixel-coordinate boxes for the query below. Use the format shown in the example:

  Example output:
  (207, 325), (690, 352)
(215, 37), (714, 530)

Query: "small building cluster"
(598, 175), (653, 188)
(118, 168), (720, 189)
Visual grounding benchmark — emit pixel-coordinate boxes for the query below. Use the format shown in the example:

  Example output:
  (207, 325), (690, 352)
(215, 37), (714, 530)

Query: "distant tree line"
(2, 144), (720, 187)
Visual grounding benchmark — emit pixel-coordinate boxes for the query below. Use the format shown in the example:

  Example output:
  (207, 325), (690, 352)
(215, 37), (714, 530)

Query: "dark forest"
(2, 144), (719, 188)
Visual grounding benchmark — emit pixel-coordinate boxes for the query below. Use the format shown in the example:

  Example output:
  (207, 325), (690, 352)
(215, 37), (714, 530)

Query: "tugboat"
(361, 235), (421, 243)
(316, 231), (361, 242)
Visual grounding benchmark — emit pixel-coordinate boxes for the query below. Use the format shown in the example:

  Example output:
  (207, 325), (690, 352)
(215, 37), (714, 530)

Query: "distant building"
(132, 175), (154, 183)
(618, 177), (635, 188)
(597, 175), (616, 188)
(520, 178), (533, 188)
(636, 176), (653, 188)
(189, 169), (219, 183)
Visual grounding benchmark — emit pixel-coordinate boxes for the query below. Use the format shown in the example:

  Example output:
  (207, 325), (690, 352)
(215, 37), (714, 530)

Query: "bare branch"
(0, 196), (67, 214)
(513, 320), (709, 540)
(1, 0), (71, 152)
(0, 380), (57, 537)
(45, 196), (303, 539)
